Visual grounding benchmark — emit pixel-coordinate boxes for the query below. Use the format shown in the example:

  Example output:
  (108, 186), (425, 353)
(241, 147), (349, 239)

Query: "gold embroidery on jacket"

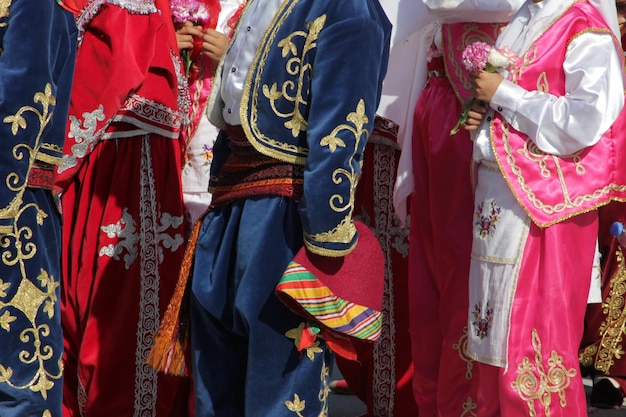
(511, 329), (577, 417)
(509, 45), (537, 84)
(1, 83), (55, 222)
(0, 0), (10, 27)
(499, 121), (624, 224)
(284, 358), (329, 416)
(0, 269), (61, 399)
(579, 246), (626, 373)
(242, 5), (321, 164)
(536, 72), (549, 93)
(263, 15), (325, 137)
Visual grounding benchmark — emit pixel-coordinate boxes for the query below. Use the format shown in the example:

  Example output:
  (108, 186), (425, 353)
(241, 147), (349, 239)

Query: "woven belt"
(27, 161), (55, 190)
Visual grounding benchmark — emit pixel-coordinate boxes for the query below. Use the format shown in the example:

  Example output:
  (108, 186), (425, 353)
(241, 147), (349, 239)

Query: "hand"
(469, 70), (504, 104)
(175, 21), (203, 51)
(464, 99), (489, 132)
(201, 29), (229, 62)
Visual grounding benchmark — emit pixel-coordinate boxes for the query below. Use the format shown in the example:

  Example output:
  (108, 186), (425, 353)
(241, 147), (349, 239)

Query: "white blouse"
(473, 0), (625, 162)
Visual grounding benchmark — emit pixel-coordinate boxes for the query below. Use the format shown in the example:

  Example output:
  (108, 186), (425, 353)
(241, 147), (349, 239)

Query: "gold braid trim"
(511, 329), (577, 417)
(582, 246), (626, 374)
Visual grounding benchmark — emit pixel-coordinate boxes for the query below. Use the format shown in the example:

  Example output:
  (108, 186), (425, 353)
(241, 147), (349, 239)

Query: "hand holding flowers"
(170, 0), (211, 77)
(449, 41), (520, 135)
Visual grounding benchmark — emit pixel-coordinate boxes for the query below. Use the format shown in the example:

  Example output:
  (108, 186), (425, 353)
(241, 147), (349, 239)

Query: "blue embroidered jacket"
(0, 0), (77, 232)
(210, 0), (391, 256)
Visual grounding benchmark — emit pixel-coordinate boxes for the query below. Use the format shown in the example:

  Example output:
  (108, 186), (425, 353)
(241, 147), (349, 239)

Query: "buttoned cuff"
(490, 79), (526, 125)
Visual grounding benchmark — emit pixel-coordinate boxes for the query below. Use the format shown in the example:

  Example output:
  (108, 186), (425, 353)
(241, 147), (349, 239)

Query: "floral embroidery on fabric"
(183, 143), (214, 175)
(99, 208), (140, 270)
(98, 207), (184, 270)
(475, 200), (502, 238)
(511, 329), (577, 417)
(471, 301), (494, 340)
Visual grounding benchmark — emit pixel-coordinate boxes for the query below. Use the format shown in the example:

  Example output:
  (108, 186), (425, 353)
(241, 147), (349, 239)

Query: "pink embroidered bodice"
(490, 1), (626, 227)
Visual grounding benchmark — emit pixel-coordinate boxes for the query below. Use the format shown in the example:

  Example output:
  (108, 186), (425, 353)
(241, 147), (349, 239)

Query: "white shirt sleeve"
(490, 32), (625, 156)
(422, 0), (526, 23)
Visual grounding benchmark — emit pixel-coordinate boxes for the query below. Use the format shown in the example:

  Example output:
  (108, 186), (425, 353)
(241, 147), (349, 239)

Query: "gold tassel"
(147, 219), (203, 375)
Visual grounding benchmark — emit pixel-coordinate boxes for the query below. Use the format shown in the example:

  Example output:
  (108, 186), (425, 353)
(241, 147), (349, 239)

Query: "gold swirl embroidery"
(511, 329), (577, 417)
(445, 23), (503, 102)
(263, 15), (325, 137)
(285, 323), (324, 361)
(1, 83), (55, 222)
(498, 121), (619, 224)
(305, 216), (356, 247)
(582, 246), (626, 374)
(509, 45), (538, 84)
(0, 83), (62, 399)
(460, 396), (477, 417)
(517, 140), (551, 178)
(0, 270), (61, 399)
(0, 0), (10, 28)
(579, 343), (598, 368)
(303, 100), (369, 252)
(323, 99), (367, 209)
(285, 357), (329, 416)
(536, 72), (549, 93)
(452, 326), (475, 380)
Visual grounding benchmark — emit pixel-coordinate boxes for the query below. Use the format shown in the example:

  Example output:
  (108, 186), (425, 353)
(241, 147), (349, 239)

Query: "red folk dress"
(54, 1), (189, 416)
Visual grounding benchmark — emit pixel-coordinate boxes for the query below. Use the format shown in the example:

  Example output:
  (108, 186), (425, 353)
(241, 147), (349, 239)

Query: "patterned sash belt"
(210, 125), (304, 207)
(27, 161), (55, 190)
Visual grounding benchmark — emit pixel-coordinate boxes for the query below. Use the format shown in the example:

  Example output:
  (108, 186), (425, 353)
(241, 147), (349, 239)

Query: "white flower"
(487, 48), (509, 69)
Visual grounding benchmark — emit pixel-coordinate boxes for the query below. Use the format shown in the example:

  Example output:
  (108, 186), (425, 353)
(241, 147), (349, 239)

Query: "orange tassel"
(147, 219), (203, 375)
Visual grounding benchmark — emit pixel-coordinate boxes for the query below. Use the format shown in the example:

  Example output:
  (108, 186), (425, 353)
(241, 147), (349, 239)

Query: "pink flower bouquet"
(170, 0), (211, 77)
(449, 41), (520, 135)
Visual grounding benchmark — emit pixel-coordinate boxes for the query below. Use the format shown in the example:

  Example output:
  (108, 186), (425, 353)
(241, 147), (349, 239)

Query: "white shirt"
(392, 0), (524, 222)
(423, 0), (526, 23)
(219, 0), (282, 125)
(473, 0), (625, 162)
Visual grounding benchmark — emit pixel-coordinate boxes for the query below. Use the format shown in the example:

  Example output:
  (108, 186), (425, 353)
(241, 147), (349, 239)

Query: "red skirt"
(60, 135), (190, 417)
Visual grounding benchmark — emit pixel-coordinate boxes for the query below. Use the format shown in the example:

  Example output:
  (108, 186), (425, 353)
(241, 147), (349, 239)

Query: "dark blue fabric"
(0, 189), (64, 417)
(239, 0), (392, 256)
(0, 1), (76, 415)
(191, 197), (332, 417)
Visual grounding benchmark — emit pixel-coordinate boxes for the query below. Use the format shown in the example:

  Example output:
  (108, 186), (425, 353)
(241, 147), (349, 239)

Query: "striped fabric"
(276, 262), (383, 342)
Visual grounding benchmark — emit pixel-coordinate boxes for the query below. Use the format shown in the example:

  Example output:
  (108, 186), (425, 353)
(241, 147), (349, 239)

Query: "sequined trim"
(109, 94), (182, 139)
(58, 105), (107, 174)
(76, 0), (157, 44)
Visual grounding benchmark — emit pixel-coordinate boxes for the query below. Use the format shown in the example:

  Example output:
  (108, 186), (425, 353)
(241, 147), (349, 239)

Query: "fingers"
(176, 21), (203, 50)
(470, 70), (503, 103)
(202, 29), (230, 62)
(463, 99), (490, 131)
